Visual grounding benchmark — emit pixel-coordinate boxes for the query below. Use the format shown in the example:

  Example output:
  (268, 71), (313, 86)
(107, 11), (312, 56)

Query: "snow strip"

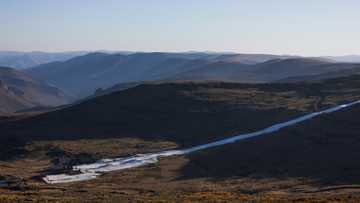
(43, 173), (100, 184)
(43, 100), (360, 184)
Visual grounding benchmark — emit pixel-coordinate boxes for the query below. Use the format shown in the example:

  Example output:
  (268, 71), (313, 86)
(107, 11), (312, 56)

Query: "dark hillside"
(1, 75), (360, 157)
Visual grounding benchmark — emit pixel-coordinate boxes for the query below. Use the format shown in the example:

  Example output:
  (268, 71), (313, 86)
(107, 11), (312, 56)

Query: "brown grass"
(2, 76), (360, 202)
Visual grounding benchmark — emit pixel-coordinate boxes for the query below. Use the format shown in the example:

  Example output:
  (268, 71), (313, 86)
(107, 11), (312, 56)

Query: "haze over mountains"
(326, 55), (360, 63)
(26, 52), (290, 97)
(6, 49), (360, 126)
(0, 51), (89, 70)
(1, 50), (359, 71)
(24, 52), (360, 98)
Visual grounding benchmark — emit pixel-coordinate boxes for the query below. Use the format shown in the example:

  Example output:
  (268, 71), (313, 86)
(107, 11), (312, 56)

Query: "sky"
(0, 0), (359, 56)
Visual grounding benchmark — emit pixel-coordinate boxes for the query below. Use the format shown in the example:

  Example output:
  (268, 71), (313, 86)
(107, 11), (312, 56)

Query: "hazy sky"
(1, 0), (359, 56)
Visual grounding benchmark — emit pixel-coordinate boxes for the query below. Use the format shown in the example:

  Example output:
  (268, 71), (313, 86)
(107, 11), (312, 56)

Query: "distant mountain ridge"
(0, 51), (88, 69)
(170, 57), (347, 82)
(2, 50), (359, 70)
(26, 52), (360, 99)
(325, 55), (360, 63)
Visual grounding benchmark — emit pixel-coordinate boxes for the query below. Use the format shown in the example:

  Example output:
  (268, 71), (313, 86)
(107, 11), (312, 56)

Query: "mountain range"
(26, 52), (290, 97)
(1, 50), (359, 69)
(326, 55), (360, 63)
(25, 52), (360, 98)
(0, 51), (88, 69)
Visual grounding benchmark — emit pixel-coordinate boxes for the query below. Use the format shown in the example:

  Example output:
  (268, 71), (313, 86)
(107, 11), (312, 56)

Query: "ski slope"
(43, 100), (360, 184)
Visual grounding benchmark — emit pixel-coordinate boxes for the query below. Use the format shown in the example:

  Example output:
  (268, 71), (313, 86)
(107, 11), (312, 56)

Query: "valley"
(3, 1), (360, 202)
(0, 67), (70, 115)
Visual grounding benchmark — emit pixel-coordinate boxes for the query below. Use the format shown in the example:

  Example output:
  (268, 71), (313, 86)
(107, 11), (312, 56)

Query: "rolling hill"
(2, 74), (360, 148)
(1, 75), (360, 202)
(183, 99), (360, 186)
(0, 67), (70, 114)
(26, 52), (206, 97)
(170, 57), (360, 82)
(275, 65), (360, 83)
(25, 52), (294, 98)
(26, 52), (360, 99)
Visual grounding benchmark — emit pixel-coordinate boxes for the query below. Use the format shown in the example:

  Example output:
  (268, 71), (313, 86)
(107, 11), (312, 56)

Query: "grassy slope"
(1, 75), (360, 202)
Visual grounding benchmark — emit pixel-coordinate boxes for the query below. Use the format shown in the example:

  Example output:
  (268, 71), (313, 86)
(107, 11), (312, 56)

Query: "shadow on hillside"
(178, 105), (360, 186)
(0, 105), (303, 161)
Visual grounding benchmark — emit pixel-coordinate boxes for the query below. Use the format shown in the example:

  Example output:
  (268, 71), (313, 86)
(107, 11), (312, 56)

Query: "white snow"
(42, 173), (100, 184)
(43, 100), (360, 184)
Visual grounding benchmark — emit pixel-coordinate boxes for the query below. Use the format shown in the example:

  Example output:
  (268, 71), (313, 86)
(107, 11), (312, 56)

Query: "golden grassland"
(1, 138), (360, 202)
